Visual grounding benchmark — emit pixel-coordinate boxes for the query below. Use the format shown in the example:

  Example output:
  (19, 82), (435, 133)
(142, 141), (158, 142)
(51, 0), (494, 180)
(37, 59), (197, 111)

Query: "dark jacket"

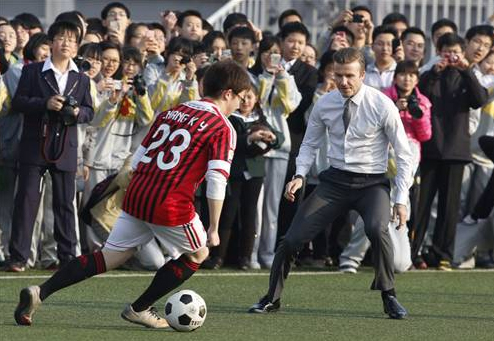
(418, 66), (488, 162)
(12, 61), (93, 171)
(286, 59), (318, 137)
(228, 112), (283, 178)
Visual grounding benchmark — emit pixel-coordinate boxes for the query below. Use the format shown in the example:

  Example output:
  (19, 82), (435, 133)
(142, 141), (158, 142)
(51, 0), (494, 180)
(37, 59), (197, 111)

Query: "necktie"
(343, 99), (352, 133)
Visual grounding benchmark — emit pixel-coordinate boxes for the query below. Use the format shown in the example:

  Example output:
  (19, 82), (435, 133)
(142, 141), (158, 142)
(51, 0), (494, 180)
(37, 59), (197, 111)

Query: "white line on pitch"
(0, 268), (493, 280)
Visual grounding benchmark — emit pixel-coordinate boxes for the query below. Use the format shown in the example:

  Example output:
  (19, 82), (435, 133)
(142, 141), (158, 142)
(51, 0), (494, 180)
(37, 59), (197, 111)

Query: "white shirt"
(281, 58), (297, 73)
(364, 61), (396, 90)
(296, 84), (414, 205)
(42, 57), (79, 95)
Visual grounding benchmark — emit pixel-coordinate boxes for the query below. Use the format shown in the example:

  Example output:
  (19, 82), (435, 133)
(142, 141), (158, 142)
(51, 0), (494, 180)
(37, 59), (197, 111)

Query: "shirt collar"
(42, 57), (79, 74)
(366, 60), (397, 73)
(338, 83), (367, 106)
(281, 58), (297, 70)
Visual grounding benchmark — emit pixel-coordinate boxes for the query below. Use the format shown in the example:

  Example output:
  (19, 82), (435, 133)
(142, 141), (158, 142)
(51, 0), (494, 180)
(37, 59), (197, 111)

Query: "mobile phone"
(113, 80), (122, 91)
(352, 14), (363, 23)
(270, 53), (281, 66)
(109, 20), (120, 32)
(392, 38), (401, 54)
(145, 30), (155, 39)
(222, 49), (232, 59)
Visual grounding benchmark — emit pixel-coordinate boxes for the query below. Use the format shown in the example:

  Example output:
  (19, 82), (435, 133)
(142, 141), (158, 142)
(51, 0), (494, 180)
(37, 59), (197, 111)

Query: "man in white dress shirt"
(249, 47), (413, 319)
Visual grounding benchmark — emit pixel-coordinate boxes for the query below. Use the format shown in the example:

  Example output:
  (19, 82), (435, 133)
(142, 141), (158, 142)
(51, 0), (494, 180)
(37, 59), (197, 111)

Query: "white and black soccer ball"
(164, 290), (207, 332)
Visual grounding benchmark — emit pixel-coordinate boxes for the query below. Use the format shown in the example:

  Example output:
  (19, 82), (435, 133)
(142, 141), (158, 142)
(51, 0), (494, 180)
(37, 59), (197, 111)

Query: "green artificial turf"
(1, 269), (493, 341)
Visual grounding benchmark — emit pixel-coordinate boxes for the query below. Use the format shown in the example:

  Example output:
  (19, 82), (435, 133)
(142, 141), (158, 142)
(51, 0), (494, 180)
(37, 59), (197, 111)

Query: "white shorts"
(104, 211), (207, 260)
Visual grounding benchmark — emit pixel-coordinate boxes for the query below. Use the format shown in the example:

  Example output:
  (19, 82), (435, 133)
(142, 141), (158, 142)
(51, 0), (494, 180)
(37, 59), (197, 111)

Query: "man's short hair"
(278, 9), (302, 29)
(382, 12), (409, 27)
(13, 13), (43, 30)
(101, 2), (130, 20)
(47, 21), (81, 43)
(465, 25), (494, 46)
(202, 60), (252, 98)
(372, 25), (399, 42)
(227, 26), (256, 44)
(222, 12), (248, 34)
(431, 19), (457, 36)
(437, 32), (466, 51)
(333, 47), (365, 72)
(394, 60), (419, 77)
(279, 21), (310, 42)
(401, 27), (426, 41)
(177, 10), (203, 28)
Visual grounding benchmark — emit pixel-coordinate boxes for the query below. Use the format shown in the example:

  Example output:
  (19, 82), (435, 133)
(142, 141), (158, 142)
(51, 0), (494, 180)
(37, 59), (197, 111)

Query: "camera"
(443, 52), (459, 64)
(392, 38), (401, 54)
(59, 96), (79, 126)
(132, 74), (147, 96)
(352, 14), (364, 23)
(407, 92), (423, 119)
(73, 55), (91, 73)
(248, 124), (273, 155)
(179, 55), (191, 65)
(448, 54), (459, 64)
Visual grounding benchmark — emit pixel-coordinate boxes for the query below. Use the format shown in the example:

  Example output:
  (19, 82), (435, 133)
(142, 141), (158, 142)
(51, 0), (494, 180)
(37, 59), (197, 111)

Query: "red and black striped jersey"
(123, 99), (236, 226)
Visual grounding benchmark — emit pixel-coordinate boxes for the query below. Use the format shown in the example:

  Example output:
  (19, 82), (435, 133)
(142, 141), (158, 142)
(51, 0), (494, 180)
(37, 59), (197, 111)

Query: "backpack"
(80, 173), (119, 226)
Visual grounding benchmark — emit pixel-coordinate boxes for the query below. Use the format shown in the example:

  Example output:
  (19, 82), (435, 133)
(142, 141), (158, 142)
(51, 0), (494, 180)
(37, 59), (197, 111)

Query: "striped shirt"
(123, 99), (236, 226)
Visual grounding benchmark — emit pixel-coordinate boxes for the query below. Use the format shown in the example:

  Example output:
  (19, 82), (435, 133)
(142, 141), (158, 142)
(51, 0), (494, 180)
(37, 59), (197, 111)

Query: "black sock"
(39, 251), (107, 301)
(131, 255), (199, 312)
(381, 288), (397, 299)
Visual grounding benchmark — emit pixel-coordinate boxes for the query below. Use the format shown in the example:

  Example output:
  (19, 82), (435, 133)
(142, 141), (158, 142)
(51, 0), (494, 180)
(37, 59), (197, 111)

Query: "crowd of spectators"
(0, 2), (493, 273)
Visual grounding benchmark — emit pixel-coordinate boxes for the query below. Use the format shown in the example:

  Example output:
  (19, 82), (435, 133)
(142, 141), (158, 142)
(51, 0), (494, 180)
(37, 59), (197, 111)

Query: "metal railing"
(207, 0), (268, 32)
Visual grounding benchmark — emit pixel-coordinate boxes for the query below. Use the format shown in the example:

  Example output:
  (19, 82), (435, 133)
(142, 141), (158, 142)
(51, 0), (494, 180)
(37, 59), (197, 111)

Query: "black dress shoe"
(382, 295), (407, 319)
(201, 257), (223, 270)
(248, 295), (280, 313)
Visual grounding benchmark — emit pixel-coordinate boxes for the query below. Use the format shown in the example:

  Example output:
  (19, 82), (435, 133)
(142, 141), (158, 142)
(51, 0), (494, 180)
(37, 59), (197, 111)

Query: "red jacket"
(382, 85), (432, 157)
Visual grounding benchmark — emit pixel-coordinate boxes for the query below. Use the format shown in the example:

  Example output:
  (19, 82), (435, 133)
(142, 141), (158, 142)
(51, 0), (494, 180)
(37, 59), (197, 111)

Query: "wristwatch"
(292, 174), (305, 181)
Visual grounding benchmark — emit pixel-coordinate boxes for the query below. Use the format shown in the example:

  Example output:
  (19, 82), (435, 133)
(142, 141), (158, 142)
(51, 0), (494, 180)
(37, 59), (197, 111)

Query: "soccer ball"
(164, 290), (207, 332)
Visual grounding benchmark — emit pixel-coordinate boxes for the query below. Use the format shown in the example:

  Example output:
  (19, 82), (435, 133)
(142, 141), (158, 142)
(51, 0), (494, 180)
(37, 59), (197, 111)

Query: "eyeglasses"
(123, 61), (138, 68)
(102, 57), (120, 65)
(85, 57), (102, 66)
(107, 11), (128, 18)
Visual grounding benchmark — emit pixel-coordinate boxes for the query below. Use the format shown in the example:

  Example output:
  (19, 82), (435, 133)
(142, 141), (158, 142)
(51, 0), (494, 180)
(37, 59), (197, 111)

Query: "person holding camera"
(84, 47), (153, 248)
(317, 6), (374, 65)
(146, 37), (199, 114)
(204, 85), (283, 270)
(411, 33), (488, 271)
(5, 21), (93, 272)
(248, 34), (302, 269)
